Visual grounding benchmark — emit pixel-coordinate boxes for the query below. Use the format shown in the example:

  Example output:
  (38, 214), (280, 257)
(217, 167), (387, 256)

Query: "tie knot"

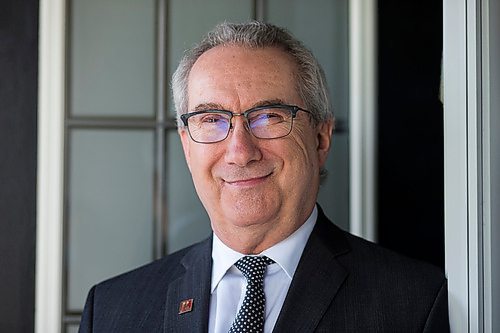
(234, 256), (274, 282)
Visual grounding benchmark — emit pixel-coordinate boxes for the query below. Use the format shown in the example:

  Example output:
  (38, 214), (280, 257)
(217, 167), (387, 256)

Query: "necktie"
(229, 256), (274, 333)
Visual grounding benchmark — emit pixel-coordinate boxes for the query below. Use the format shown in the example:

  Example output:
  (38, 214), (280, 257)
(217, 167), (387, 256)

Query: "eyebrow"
(249, 99), (286, 109)
(193, 103), (224, 112)
(192, 99), (287, 112)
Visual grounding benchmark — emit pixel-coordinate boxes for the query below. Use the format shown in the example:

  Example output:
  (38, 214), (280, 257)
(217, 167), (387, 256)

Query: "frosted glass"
(318, 133), (349, 230)
(167, 0), (253, 116)
(166, 132), (211, 253)
(267, 0), (349, 121)
(70, 0), (155, 117)
(67, 129), (154, 311)
(268, 0), (350, 228)
(66, 325), (78, 333)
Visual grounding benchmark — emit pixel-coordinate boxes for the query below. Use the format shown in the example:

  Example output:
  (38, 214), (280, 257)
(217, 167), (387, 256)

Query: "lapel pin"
(178, 298), (194, 314)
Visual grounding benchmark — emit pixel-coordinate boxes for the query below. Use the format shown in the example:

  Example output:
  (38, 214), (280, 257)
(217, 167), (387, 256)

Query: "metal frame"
(478, 0), (500, 329)
(349, 0), (377, 242)
(443, 0), (499, 331)
(155, 0), (169, 261)
(443, 0), (477, 330)
(480, 2), (491, 330)
(60, 0), (172, 329)
(36, 0), (66, 332)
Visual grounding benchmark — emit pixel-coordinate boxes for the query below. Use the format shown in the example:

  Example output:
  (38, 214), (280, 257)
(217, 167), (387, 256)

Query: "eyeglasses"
(180, 104), (311, 144)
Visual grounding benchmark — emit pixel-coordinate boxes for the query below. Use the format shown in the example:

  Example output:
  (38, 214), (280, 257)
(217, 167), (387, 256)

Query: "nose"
(224, 116), (262, 166)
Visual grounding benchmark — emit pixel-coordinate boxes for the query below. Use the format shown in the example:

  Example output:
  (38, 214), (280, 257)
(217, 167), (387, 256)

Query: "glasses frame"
(180, 104), (312, 144)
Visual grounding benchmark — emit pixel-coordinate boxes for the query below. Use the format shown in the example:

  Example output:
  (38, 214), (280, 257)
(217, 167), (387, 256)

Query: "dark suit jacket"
(79, 206), (449, 332)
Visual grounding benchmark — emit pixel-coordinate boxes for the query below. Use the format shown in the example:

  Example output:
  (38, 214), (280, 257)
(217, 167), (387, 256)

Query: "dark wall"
(0, 0), (38, 332)
(377, 0), (444, 268)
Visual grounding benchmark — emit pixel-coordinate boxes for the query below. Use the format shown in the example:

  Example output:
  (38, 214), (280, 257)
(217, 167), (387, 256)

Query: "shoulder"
(313, 209), (446, 300)
(314, 207), (446, 287)
(92, 238), (210, 299)
(338, 231), (449, 330)
(79, 239), (212, 331)
(79, 238), (212, 331)
(306, 210), (449, 330)
(341, 230), (446, 286)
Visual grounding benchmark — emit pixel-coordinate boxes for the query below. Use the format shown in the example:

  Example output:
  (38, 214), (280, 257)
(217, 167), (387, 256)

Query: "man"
(79, 21), (449, 332)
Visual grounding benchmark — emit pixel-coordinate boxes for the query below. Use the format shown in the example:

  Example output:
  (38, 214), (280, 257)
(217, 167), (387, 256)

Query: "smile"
(223, 173), (272, 187)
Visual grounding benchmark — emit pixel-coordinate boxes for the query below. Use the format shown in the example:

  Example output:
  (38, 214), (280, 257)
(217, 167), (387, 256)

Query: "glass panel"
(69, 0), (155, 117)
(268, 0), (350, 228)
(167, 0), (253, 117)
(67, 129), (154, 311)
(66, 324), (79, 333)
(318, 134), (349, 230)
(166, 131), (211, 253)
(267, 0), (349, 122)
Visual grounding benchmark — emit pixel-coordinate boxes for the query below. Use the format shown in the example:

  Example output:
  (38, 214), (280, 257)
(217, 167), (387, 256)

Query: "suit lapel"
(273, 207), (350, 332)
(163, 238), (212, 333)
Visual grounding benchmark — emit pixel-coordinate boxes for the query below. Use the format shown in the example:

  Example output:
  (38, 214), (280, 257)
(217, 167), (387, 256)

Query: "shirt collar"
(211, 205), (318, 292)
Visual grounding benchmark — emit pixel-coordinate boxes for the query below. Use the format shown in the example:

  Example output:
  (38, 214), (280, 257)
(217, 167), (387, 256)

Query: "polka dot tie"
(228, 256), (274, 333)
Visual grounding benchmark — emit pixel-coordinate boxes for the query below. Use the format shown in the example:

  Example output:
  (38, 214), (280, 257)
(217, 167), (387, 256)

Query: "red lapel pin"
(178, 298), (194, 314)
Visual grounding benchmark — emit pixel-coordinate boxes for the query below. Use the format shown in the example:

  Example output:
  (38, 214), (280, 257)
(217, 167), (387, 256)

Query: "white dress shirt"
(208, 206), (318, 333)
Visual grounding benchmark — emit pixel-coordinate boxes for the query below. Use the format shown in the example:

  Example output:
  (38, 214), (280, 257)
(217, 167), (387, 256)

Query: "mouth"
(223, 172), (272, 187)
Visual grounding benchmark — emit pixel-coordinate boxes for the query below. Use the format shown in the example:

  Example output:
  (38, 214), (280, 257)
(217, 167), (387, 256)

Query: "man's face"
(179, 45), (332, 246)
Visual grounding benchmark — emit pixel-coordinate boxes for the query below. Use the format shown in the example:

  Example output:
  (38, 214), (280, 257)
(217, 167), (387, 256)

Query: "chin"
(223, 201), (278, 227)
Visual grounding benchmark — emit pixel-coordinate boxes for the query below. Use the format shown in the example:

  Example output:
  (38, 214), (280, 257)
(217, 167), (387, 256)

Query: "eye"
(261, 112), (282, 120)
(249, 109), (288, 126)
(200, 113), (226, 123)
(189, 112), (229, 127)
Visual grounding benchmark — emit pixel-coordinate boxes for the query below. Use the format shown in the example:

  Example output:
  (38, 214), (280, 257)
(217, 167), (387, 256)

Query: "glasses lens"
(248, 107), (293, 139)
(187, 112), (230, 143)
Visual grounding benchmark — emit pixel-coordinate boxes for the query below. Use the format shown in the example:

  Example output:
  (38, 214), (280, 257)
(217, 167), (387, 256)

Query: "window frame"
(36, 0), (375, 331)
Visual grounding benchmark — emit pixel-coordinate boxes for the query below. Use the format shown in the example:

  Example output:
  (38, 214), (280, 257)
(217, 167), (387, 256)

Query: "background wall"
(0, 0), (39, 332)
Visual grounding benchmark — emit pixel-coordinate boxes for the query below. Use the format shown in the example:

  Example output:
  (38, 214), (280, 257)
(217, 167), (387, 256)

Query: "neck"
(212, 206), (315, 254)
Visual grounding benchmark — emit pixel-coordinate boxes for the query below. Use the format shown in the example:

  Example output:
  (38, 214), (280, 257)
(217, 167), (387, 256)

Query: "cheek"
(272, 141), (318, 186)
(292, 139), (322, 186)
(188, 146), (219, 182)
(188, 149), (224, 210)
(290, 130), (319, 169)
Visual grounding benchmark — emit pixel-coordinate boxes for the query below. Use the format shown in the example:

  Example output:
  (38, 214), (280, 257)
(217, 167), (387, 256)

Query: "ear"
(179, 128), (192, 172)
(316, 118), (334, 168)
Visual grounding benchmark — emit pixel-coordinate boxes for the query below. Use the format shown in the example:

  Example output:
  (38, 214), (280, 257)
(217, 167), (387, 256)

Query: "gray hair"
(171, 21), (333, 126)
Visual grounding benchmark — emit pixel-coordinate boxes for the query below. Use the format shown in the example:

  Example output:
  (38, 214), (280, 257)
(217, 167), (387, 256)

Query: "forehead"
(187, 45), (301, 109)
